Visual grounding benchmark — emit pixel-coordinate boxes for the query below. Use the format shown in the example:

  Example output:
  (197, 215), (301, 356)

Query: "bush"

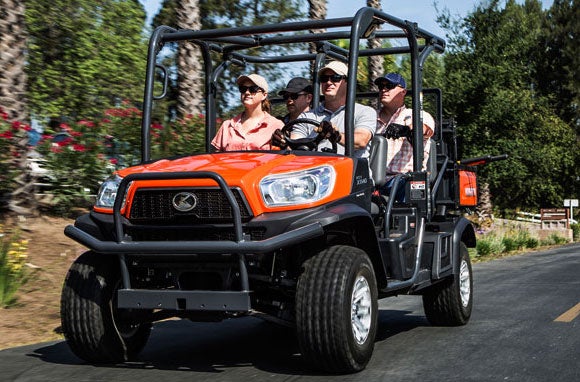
(571, 223), (579, 241)
(476, 234), (505, 257)
(0, 225), (30, 307)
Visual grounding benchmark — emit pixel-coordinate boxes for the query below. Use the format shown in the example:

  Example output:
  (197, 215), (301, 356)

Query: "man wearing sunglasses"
(278, 77), (313, 124)
(374, 73), (435, 201)
(272, 61), (376, 162)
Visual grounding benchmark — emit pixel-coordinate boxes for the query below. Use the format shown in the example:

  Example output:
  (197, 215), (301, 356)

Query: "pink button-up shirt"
(211, 112), (283, 151)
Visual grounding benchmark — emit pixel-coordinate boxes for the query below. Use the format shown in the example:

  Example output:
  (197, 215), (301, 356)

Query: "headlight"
(260, 166), (335, 207)
(95, 174), (123, 208)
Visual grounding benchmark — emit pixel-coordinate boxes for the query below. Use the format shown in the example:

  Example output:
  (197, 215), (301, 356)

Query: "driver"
(271, 61), (376, 160)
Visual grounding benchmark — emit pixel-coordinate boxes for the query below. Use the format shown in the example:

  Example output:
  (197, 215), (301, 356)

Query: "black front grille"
(126, 226), (266, 242)
(129, 187), (252, 223)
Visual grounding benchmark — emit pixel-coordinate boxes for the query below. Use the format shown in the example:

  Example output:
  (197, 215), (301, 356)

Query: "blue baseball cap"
(374, 73), (406, 89)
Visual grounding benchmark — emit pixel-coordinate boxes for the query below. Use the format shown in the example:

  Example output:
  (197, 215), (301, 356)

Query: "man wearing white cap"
(272, 61), (376, 160)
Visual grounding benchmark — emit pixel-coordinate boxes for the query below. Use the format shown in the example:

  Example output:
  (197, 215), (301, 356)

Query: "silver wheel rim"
(459, 259), (471, 307)
(351, 275), (372, 345)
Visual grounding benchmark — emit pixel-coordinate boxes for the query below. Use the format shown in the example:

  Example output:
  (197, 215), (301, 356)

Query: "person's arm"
(337, 129), (372, 149)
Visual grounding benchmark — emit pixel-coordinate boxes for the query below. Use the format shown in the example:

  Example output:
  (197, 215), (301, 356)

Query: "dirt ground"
(0, 215), (85, 350)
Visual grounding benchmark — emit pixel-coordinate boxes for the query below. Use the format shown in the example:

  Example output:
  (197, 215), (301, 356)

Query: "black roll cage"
(140, 7), (445, 168)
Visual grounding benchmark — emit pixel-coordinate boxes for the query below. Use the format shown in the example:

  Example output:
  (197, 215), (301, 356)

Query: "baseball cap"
(278, 77), (313, 95)
(236, 73), (269, 93)
(374, 73), (406, 89)
(318, 61), (348, 77)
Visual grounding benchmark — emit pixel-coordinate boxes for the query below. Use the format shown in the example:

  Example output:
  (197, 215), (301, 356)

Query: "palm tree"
(176, 0), (204, 118)
(0, 0), (28, 122)
(366, 0), (384, 91)
(308, 0), (328, 73)
(0, 1), (38, 216)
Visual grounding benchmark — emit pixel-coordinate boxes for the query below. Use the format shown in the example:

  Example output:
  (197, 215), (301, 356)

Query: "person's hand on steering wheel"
(316, 120), (341, 144)
(271, 129), (287, 149)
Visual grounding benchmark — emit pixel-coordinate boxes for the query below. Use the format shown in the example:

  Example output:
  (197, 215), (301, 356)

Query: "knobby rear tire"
(60, 251), (151, 363)
(296, 245), (378, 373)
(422, 242), (473, 326)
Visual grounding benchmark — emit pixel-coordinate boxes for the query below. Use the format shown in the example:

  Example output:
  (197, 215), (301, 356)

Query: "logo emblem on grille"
(172, 192), (197, 212)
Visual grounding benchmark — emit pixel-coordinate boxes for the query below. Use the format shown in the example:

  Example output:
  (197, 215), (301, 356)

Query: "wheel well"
(322, 216), (387, 289)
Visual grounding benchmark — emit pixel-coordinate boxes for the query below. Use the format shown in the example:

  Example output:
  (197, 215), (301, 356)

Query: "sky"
(138, 0), (553, 40)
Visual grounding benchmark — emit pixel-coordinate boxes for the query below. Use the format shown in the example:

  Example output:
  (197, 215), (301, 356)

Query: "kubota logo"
(172, 192), (197, 212)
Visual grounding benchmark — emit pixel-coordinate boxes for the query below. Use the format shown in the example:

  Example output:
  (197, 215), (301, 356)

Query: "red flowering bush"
(2, 101), (208, 215)
(0, 108), (30, 194)
(152, 113), (207, 158)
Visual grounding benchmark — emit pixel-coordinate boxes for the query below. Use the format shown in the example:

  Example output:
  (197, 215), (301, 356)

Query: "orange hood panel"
(111, 152), (354, 215)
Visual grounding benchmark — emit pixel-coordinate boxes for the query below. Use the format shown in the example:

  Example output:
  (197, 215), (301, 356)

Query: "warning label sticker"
(410, 181), (426, 190)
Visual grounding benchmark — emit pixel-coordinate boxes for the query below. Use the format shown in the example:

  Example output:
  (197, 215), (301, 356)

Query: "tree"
(176, 0), (204, 118)
(25, 0), (148, 121)
(439, 0), (577, 210)
(308, 0), (328, 75)
(152, 0), (305, 116)
(0, 0), (28, 122)
(536, 0), (579, 131)
(366, 0), (384, 91)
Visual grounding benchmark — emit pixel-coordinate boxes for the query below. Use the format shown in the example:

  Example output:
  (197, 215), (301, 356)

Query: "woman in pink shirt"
(212, 74), (283, 151)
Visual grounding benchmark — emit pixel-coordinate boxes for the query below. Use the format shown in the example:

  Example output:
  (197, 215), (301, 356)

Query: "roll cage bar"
(140, 7), (445, 167)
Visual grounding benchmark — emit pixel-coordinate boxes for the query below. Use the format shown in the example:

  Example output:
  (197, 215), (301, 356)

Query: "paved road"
(2, 244), (579, 381)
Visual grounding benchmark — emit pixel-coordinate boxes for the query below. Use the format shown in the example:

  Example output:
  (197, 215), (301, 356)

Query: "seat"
(369, 134), (388, 187)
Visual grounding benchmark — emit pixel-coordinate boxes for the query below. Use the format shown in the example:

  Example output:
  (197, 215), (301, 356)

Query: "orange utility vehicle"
(60, 7), (504, 373)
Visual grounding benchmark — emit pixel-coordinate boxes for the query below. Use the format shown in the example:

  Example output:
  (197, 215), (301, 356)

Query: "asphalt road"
(2, 243), (579, 382)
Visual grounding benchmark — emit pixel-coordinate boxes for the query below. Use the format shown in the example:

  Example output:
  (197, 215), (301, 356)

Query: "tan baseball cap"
(236, 73), (268, 93)
(318, 61), (348, 76)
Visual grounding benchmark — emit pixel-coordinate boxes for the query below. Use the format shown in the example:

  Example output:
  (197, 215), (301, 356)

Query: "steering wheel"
(280, 118), (338, 153)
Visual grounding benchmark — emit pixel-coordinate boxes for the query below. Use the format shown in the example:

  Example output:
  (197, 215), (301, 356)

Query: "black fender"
(452, 217), (476, 274)
(286, 202), (387, 287)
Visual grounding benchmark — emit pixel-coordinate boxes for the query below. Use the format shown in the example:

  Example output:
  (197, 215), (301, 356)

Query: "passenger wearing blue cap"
(374, 73), (435, 202)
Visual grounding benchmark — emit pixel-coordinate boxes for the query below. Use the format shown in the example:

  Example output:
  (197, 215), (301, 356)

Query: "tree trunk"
(0, 0), (28, 122)
(366, 0), (384, 91)
(308, 0), (328, 72)
(176, 0), (203, 118)
(0, 1), (37, 216)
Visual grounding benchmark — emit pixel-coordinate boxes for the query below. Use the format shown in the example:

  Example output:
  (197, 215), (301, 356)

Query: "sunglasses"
(239, 85), (263, 94)
(282, 92), (308, 101)
(319, 74), (346, 83)
(377, 82), (399, 91)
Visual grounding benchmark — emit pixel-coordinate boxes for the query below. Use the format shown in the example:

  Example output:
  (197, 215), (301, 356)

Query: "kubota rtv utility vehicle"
(60, 7), (503, 373)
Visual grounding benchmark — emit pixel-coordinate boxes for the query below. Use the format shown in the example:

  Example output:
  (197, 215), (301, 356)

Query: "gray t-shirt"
(293, 103), (377, 159)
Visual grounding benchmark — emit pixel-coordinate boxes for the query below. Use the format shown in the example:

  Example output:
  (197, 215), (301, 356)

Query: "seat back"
(369, 134), (388, 187)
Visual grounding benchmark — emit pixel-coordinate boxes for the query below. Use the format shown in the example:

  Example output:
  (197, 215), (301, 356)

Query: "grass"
(471, 225), (569, 261)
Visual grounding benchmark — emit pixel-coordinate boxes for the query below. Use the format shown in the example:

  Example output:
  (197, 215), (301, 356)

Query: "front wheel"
(60, 251), (151, 363)
(296, 245), (378, 373)
(422, 242), (473, 326)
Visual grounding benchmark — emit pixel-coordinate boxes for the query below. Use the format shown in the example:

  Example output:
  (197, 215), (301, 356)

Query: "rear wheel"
(422, 242), (473, 326)
(60, 251), (151, 363)
(296, 245), (378, 373)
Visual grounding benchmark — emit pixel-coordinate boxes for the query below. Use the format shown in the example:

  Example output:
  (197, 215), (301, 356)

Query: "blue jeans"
(379, 177), (406, 203)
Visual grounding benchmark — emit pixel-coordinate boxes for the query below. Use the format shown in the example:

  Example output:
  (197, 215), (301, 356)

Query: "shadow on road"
(27, 310), (427, 376)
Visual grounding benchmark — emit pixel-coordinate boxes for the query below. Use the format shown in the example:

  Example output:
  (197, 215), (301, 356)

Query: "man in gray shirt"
(273, 61), (376, 160)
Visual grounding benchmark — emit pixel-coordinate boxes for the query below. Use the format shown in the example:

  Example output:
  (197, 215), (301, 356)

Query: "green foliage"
(475, 234), (505, 257)
(25, 0), (148, 120)
(571, 223), (579, 241)
(540, 233), (568, 246)
(438, 0), (578, 210)
(0, 227), (30, 307)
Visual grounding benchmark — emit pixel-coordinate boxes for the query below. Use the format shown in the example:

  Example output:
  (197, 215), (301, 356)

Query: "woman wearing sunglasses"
(212, 73), (283, 151)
